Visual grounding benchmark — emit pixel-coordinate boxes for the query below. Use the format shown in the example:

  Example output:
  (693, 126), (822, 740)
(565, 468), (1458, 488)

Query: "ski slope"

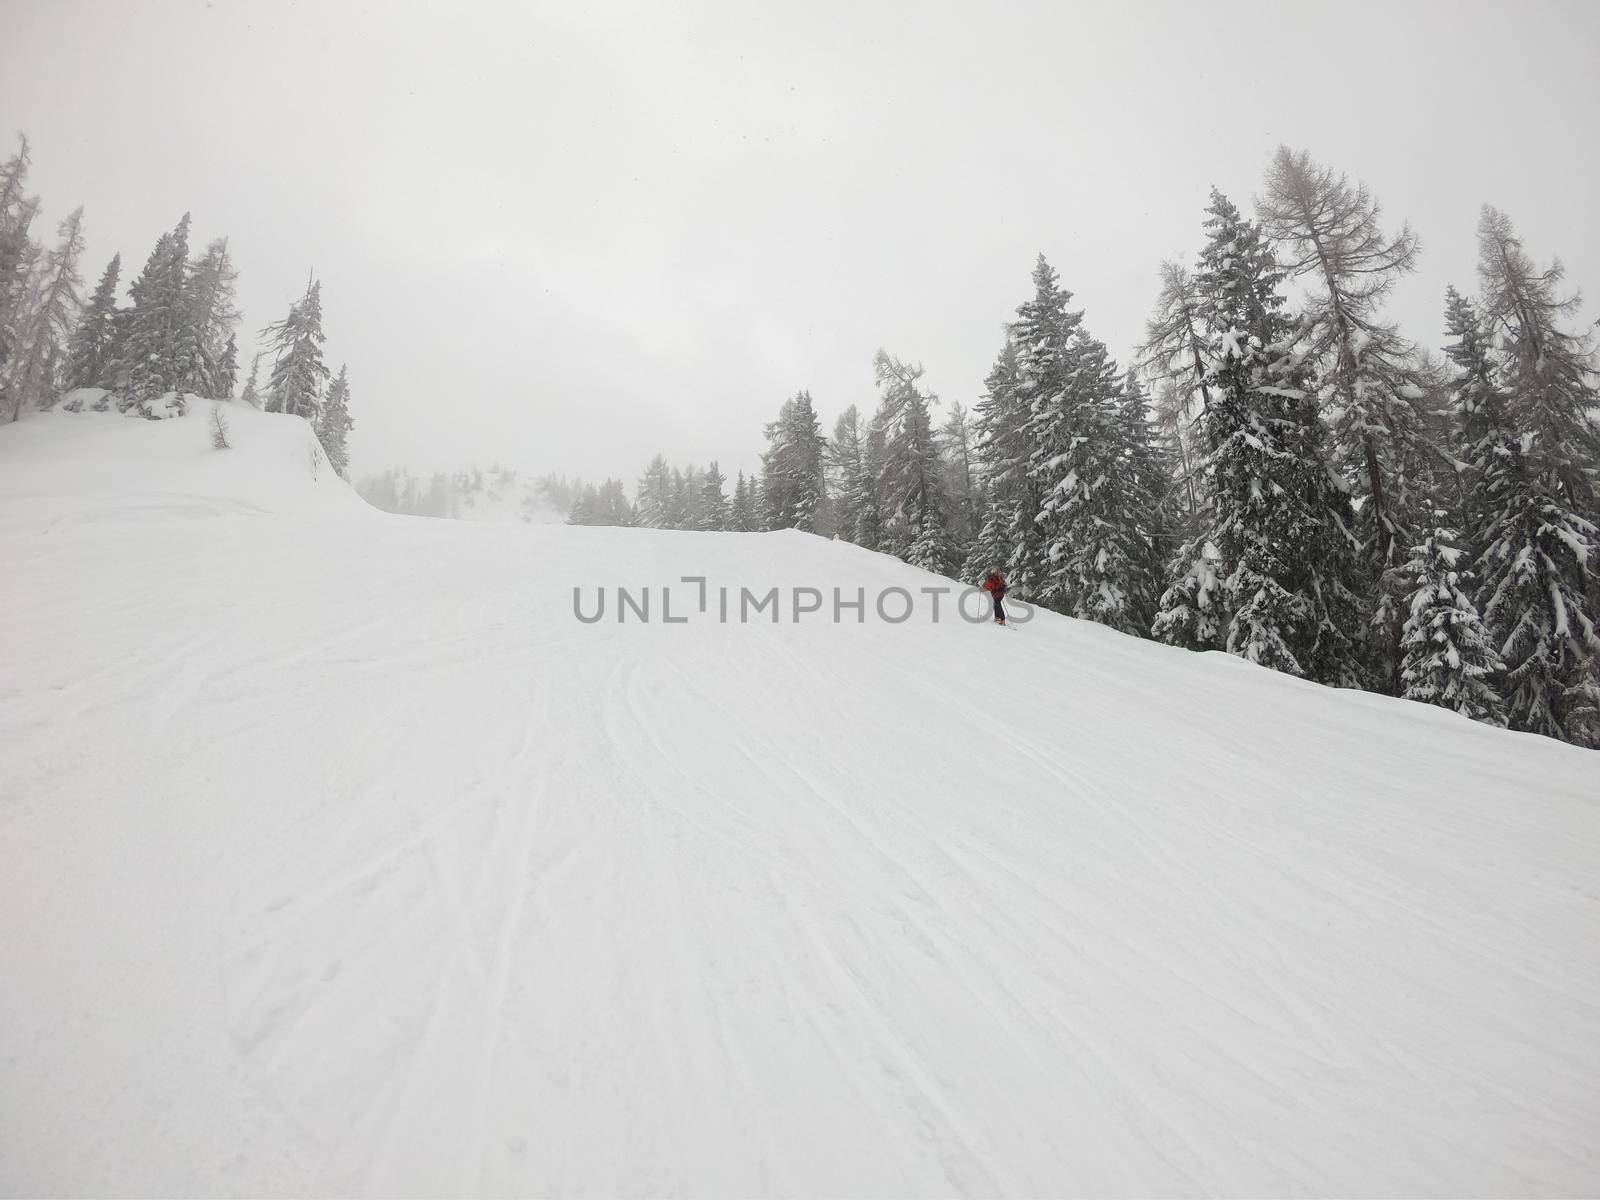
(2, 407), (1598, 1197)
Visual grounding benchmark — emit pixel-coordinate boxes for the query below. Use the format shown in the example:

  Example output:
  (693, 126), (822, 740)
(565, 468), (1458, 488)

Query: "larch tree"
(1257, 146), (1436, 686)
(3, 206), (85, 419)
(1469, 206), (1600, 744)
(0, 135), (40, 397)
(1139, 259), (1215, 422)
(1139, 261), (1215, 548)
(1150, 375), (1205, 542)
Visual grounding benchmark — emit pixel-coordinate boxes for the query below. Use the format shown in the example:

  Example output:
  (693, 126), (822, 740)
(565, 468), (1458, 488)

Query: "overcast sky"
(4, 0), (1597, 483)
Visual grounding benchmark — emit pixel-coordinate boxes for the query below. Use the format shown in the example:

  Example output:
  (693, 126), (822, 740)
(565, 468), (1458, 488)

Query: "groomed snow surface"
(2, 405), (1598, 1197)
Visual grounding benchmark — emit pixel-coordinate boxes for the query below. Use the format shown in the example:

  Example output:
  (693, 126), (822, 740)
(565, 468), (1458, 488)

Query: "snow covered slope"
(1, 411), (1597, 1197)
(0, 401), (366, 527)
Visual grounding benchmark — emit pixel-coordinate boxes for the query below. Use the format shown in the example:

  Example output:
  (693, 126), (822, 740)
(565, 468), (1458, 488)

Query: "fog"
(4, 0), (1596, 481)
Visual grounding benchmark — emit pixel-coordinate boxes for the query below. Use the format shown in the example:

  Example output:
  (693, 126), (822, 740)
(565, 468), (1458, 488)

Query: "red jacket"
(981, 572), (1007, 598)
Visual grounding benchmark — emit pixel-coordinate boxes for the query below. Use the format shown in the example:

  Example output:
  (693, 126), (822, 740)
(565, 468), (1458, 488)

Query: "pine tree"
(666, 466), (703, 530)
(1155, 189), (1365, 684)
(240, 350), (262, 408)
(684, 465), (707, 530)
(594, 478), (634, 526)
(730, 471), (760, 532)
(1150, 536), (1224, 651)
(977, 257), (1081, 599)
(3, 206), (84, 419)
(185, 237), (240, 395)
(829, 404), (872, 546)
(1469, 207), (1600, 744)
(634, 454), (672, 528)
(873, 350), (951, 571)
(961, 500), (1015, 586)
(64, 252), (120, 392)
(568, 485), (598, 525)
(700, 461), (729, 530)
(1028, 326), (1155, 631)
(315, 363), (354, 478)
(1395, 517), (1505, 723)
(938, 401), (978, 553)
(216, 333), (238, 398)
(262, 276), (329, 420)
(120, 214), (197, 412)
(761, 390), (826, 531)
(1119, 370), (1175, 629)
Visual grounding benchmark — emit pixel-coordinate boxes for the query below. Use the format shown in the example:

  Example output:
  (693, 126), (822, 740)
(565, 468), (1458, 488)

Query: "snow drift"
(1, 407), (1597, 1197)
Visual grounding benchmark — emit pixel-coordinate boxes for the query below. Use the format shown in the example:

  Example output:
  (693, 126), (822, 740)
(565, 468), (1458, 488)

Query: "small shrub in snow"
(210, 404), (231, 450)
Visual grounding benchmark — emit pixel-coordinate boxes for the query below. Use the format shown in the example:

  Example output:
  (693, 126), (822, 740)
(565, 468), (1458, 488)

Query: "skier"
(980, 569), (1008, 625)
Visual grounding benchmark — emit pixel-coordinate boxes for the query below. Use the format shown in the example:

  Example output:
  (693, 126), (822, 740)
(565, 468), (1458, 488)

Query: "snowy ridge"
(0, 398), (367, 529)
(1, 413), (1598, 1196)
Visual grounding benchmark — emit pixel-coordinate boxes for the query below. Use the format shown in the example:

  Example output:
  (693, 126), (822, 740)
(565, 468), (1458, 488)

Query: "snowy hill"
(1, 410), (1598, 1196)
(0, 399), (367, 528)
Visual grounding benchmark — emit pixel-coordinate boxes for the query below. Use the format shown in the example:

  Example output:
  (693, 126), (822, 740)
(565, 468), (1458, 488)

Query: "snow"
(0, 404), (364, 528)
(3, 408), (1600, 1196)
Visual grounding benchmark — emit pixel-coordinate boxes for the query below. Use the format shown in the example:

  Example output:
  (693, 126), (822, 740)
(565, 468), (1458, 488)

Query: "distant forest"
(356, 467), (617, 522)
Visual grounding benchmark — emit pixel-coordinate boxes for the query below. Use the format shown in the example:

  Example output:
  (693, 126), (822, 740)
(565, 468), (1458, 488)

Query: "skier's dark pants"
(993, 594), (1006, 623)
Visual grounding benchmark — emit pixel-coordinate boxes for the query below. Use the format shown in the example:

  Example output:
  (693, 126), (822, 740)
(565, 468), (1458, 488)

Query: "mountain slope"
(1, 410), (1597, 1197)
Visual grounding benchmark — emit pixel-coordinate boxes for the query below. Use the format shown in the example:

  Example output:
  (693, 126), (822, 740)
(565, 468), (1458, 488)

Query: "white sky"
(4, 0), (1597, 483)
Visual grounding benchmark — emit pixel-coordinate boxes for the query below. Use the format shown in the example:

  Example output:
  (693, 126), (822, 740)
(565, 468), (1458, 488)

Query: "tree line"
(579, 146), (1599, 747)
(357, 467), (622, 522)
(0, 133), (355, 475)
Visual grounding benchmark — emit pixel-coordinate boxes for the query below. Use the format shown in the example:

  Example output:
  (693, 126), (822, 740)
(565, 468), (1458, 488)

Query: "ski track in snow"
(2, 434), (1599, 1195)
